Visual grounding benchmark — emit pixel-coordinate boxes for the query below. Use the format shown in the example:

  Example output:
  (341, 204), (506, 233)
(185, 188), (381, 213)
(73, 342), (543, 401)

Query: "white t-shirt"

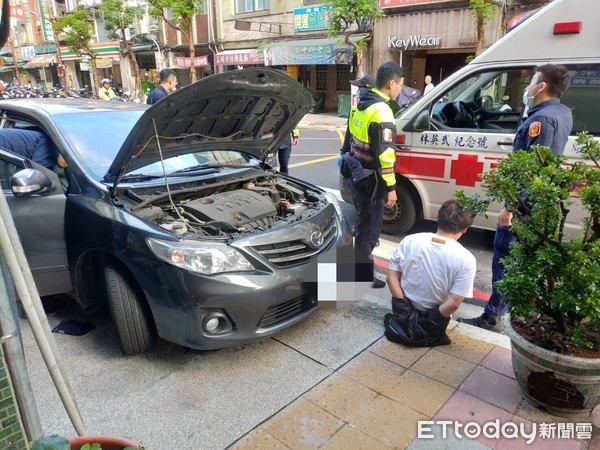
(388, 232), (476, 311)
(424, 83), (435, 94)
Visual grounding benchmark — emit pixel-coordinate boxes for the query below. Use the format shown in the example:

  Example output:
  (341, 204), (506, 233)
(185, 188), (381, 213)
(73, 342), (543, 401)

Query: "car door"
(0, 149), (71, 296)
(402, 66), (534, 229)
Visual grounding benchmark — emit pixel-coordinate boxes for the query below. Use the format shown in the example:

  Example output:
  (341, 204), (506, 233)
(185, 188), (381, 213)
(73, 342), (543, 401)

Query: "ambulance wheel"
(381, 187), (416, 235)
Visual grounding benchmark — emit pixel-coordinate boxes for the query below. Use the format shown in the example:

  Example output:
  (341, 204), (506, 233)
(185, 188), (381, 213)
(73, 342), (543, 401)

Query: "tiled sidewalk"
(231, 323), (598, 450)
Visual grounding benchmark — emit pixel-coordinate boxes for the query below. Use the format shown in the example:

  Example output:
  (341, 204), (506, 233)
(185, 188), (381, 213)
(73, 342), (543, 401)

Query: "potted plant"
(478, 132), (600, 417)
(31, 434), (141, 450)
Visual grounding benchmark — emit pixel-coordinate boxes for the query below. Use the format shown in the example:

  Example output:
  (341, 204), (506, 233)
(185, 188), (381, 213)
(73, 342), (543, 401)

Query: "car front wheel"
(105, 264), (157, 356)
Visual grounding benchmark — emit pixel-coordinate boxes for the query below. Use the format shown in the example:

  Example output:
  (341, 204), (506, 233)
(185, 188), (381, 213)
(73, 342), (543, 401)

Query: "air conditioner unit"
(124, 27), (135, 41)
(167, 53), (178, 68)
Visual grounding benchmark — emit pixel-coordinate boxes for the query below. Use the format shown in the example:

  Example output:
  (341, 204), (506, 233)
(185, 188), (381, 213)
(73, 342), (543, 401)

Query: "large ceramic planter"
(68, 435), (140, 450)
(503, 315), (600, 418)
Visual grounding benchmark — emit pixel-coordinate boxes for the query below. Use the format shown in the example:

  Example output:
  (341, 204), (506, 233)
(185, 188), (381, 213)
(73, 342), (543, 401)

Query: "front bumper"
(138, 208), (350, 350)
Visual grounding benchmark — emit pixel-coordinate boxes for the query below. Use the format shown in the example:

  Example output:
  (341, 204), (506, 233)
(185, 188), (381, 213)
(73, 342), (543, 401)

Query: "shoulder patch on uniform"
(528, 121), (542, 138)
(381, 128), (394, 143)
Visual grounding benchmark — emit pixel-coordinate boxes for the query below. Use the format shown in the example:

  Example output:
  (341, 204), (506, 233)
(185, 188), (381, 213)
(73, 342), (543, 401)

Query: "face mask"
(522, 83), (541, 107)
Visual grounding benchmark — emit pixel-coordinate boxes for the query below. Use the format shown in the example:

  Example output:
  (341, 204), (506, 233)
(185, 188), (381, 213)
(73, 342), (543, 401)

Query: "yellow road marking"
(336, 129), (345, 144)
(289, 155), (339, 168)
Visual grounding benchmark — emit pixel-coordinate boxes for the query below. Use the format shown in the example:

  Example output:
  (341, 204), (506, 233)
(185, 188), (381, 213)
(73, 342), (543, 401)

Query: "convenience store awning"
(260, 35), (367, 66)
(23, 53), (57, 68)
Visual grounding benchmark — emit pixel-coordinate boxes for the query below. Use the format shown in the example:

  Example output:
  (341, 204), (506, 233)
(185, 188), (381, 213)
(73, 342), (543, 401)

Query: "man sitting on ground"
(0, 128), (67, 169)
(384, 199), (476, 347)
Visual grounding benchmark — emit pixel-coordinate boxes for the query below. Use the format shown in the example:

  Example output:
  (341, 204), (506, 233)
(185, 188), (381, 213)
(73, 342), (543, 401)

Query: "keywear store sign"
(388, 35), (442, 50)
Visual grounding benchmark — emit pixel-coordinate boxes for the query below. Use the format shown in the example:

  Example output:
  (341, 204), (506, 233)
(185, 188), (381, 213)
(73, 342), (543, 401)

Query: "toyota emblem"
(310, 231), (324, 247)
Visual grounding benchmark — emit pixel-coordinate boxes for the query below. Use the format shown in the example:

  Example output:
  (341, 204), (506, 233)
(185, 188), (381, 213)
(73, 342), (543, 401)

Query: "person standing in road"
(459, 64), (573, 330)
(423, 75), (435, 94)
(385, 199), (476, 347)
(147, 69), (178, 105)
(277, 128), (299, 175)
(339, 61), (404, 288)
(98, 79), (117, 101)
(350, 74), (376, 102)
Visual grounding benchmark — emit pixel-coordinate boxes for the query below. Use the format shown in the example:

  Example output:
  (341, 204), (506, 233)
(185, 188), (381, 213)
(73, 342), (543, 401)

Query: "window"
(432, 68), (530, 132)
(316, 65), (328, 91)
(561, 63), (600, 136)
(236, 0), (270, 14)
(0, 156), (23, 190)
(336, 66), (351, 91)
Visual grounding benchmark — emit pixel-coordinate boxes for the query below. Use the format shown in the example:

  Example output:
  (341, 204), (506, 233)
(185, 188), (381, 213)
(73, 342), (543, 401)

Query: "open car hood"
(105, 68), (311, 183)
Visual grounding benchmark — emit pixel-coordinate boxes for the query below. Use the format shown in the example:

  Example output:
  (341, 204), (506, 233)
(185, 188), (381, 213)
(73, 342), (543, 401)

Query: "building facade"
(373, 0), (504, 94)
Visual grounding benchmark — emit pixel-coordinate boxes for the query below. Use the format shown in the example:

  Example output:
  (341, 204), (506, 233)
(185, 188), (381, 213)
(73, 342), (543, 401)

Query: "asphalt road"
(286, 128), (496, 300)
(20, 127), (497, 449)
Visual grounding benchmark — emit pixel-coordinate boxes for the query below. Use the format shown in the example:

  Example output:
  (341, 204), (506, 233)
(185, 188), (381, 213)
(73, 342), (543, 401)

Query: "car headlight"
(147, 238), (254, 275)
(324, 191), (343, 220)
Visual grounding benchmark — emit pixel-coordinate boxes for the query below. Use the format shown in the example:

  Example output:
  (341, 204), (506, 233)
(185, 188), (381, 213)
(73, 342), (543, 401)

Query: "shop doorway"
(425, 52), (473, 85)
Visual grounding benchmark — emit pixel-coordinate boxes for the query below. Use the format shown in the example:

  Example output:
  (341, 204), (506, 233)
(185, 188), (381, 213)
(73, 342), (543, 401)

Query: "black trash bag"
(384, 297), (451, 347)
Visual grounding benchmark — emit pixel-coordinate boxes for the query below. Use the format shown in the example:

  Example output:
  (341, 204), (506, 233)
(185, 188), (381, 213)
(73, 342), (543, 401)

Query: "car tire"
(382, 186), (416, 235)
(105, 264), (157, 356)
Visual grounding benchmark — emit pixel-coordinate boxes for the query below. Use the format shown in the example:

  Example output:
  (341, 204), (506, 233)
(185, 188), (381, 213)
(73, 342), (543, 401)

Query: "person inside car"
(0, 128), (67, 169)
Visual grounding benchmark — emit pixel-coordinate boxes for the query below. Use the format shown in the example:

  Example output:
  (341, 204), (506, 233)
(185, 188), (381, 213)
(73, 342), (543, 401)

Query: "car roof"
(0, 98), (150, 115)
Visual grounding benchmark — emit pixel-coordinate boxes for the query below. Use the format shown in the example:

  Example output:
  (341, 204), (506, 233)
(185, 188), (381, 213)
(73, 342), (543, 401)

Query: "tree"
(325, 0), (384, 77)
(99, 0), (143, 98)
(54, 9), (101, 93)
(469, 0), (498, 56)
(148, 0), (204, 83)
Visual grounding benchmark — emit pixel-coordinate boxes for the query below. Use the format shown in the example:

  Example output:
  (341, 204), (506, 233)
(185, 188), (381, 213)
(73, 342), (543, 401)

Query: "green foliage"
(324, 0), (384, 37)
(481, 134), (600, 347)
(468, 0), (497, 23)
(147, 0), (204, 31)
(31, 435), (70, 450)
(454, 191), (490, 218)
(54, 9), (94, 56)
(99, 0), (142, 37)
(80, 444), (102, 450)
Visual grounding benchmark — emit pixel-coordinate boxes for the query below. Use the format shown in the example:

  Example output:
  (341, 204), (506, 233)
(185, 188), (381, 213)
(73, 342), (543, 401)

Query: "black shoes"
(458, 313), (499, 330)
(372, 278), (386, 289)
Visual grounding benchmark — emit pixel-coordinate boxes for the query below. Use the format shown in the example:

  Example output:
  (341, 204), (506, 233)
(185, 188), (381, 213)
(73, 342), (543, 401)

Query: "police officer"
(460, 64), (573, 329)
(340, 62), (404, 288)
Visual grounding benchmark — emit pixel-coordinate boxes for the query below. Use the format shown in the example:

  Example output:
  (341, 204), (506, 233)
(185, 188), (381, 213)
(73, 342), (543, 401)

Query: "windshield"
(53, 111), (144, 180)
(53, 111), (252, 180)
(127, 150), (250, 176)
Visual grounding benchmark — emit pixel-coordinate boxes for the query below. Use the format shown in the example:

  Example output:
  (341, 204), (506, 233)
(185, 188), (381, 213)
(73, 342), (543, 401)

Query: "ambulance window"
(561, 64), (600, 136)
(432, 68), (531, 132)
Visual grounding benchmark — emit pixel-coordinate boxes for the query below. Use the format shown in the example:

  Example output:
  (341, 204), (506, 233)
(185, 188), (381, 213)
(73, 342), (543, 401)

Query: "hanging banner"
(380, 0), (455, 7)
(216, 50), (263, 66)
(175, 55), (210, 68)
(264, 44), (353, 66)
(37, 0), (55, 42)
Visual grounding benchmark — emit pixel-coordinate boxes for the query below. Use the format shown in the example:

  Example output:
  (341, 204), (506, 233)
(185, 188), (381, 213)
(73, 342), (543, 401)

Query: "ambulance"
(342, 0), (599, 236)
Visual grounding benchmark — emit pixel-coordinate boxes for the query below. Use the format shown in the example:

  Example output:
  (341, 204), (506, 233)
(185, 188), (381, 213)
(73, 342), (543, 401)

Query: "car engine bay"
(120, 172), (331, 238)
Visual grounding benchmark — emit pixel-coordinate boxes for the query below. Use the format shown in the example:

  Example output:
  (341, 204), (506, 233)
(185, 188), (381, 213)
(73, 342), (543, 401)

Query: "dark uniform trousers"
(350, 174), (385, 281)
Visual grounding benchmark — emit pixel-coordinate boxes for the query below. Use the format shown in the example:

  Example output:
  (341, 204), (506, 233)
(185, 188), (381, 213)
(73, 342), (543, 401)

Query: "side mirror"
(413, 109), (430, 132)
(11, 169), (53, 196)
(477, 95), (493, 110)
(0, 1), (9, 48)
